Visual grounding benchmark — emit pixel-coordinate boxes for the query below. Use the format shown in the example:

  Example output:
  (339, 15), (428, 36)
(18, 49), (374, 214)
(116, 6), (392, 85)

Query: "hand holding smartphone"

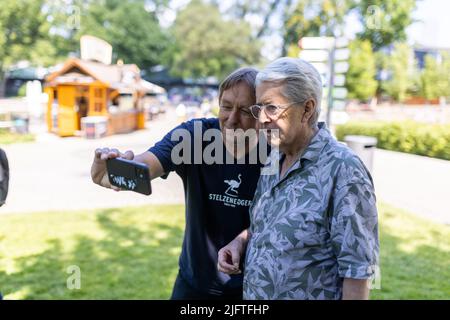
(106, 158), (152, 195)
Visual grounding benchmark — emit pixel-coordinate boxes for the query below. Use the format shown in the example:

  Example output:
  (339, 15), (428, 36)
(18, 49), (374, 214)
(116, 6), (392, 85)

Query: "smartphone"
(106, 158), (152, 195)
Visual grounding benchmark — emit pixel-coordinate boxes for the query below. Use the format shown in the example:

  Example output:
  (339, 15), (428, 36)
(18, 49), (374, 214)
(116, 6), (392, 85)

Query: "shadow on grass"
(2, 206), (448, 299)
(0, 208), (184, 299)
(371, 218), (450, 299)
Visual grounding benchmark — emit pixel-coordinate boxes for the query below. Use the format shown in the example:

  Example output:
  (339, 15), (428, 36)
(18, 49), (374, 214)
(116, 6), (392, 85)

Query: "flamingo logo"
(224, 174), (242, 198)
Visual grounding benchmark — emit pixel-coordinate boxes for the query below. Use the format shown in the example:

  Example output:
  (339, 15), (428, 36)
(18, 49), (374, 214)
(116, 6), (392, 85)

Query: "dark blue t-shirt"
(149, 118), (266, 295)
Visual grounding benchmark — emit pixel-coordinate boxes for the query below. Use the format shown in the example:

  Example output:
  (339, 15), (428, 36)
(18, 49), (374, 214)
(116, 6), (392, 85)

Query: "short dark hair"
(218, 67), (258, 102)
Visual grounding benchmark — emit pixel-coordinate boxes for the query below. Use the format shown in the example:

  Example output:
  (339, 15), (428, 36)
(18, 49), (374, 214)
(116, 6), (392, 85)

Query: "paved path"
(2, 116), (449, 225)
(372, 149), (450, 225)
(1, 113), (185, 215)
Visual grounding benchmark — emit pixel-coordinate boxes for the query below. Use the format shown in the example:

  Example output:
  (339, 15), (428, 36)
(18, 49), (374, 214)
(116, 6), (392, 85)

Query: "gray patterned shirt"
(243, 122), (379, 300)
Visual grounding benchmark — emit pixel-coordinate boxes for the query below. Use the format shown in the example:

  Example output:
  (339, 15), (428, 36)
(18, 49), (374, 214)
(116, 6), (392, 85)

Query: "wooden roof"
(46, 58), (140, 88)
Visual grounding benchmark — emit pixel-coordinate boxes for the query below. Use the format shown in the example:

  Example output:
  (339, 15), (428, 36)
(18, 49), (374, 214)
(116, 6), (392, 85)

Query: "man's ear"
(301, 99), (316, 124)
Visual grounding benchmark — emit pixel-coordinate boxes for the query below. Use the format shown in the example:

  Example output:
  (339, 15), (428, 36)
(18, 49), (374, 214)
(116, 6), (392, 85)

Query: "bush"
(17, 83), (27, 97)
(335, 121), (450, 160)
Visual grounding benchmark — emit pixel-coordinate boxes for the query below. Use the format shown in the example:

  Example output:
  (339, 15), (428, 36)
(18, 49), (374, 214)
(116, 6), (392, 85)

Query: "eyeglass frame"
(249, 101), (302, 120)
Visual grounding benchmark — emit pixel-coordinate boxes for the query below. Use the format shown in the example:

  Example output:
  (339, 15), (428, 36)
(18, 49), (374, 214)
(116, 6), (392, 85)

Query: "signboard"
(334, 61), (349, 73)
(335, 37), (349, 48)
(310, 62), (328, 74)
(299, 37), (334, 50)
(299, 36), (350, 126)
(80, 35), (112, 65)
(333, 74), (346, 86)
(299, 49), (329, 62)
(335, 48), (350, 61)
(333, 87), (348, 100)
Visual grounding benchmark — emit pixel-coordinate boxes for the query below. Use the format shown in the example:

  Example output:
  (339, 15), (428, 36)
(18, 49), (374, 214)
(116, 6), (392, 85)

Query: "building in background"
(44, 36), (165, 138)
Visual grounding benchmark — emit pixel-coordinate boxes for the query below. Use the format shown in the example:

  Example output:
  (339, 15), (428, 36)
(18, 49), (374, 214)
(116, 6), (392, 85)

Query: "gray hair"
(256, 57), (322, 126)
(219, 67), (258, 102)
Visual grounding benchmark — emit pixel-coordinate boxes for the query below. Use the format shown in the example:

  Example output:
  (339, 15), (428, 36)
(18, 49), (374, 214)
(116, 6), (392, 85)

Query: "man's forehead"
(221, 82), (254, 102)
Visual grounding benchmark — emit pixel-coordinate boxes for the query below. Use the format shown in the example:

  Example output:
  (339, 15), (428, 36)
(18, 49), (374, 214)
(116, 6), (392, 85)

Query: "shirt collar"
(299, 122), (331, 164)
(265, 122), (332, 174)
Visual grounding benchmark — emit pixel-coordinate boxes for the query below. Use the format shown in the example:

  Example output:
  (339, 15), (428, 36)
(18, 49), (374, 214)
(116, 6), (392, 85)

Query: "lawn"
(0, 203), (448, 299)
(0, 129), (35, 144)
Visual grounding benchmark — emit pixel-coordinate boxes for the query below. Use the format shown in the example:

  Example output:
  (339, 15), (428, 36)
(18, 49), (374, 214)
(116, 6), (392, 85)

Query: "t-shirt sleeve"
(148, 120), (195, 175)
(330, 176), (379, 280)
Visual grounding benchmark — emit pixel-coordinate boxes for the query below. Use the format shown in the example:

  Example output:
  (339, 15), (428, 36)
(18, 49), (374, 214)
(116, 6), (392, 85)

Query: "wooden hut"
(44, 58), (164, 137)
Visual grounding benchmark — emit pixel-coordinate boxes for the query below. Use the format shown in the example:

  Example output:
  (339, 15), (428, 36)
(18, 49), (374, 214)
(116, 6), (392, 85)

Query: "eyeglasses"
(249, 102), (299, 120)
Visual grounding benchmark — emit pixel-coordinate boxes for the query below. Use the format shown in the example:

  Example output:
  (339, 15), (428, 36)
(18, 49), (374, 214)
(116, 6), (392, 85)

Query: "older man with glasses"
(218, 57), (379, 300)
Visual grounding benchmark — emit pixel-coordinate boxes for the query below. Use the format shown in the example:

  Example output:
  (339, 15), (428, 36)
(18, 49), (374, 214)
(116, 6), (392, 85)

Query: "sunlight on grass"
(0, 203), (448, 299)
(0, 205), (185, 299)
(371, 203), (450, 300)
(0, 130), (35, 144)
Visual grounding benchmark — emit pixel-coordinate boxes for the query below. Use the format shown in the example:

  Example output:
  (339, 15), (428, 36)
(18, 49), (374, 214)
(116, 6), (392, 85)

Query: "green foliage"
(355, 0), (417, 50)
(370, 203), (450, 300)
(0, 205), (184, 299)
(1, 203), (448, 299)
(0, 0), (170, 73)
(283, 0), (352, 54)
(345, 39), (377, 101)
(335, 121), (450, 160)
(0, 129), (35, 144)
(420, 54), (450, 100)
(382, 43), (414, 102)
(0, 0), (55, 69)
(75, 0), (170, 69)
(169, 0), (261, 80)
(17, 84), (27, 97)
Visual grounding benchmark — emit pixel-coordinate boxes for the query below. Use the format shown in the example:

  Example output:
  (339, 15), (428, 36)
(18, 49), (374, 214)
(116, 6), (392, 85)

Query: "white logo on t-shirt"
(224, 174), (242, 198)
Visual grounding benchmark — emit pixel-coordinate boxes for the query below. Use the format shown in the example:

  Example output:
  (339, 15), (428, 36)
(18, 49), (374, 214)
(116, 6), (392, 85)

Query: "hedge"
(335, 121), (450, 161)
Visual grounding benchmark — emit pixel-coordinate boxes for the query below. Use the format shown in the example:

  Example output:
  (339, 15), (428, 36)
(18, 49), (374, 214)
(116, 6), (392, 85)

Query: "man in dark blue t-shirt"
(91, 67), (268, 299)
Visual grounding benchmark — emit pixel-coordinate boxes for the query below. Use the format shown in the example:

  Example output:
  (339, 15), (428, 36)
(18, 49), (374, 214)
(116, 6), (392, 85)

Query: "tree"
(420, 54), (450, 101)
(75, 0), (170, 69)
(168, 0), (261, 80)
(382, 43), (413, 102)
(0, 0), (54, 95)
(224, 0), (283, 39)
(345, 39), (377, 101)
(355, 0), (417, 50)
(42, 0), (170, 69)
(283, 0), (352, 55)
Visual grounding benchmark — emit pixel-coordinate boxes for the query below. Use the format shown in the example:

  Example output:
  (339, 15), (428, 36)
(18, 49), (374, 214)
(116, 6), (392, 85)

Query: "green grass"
(0, 203), (448, 299)
(0, 205), (185, 299)
(371, 203), (450, 299)
(0, 129), (35, 144)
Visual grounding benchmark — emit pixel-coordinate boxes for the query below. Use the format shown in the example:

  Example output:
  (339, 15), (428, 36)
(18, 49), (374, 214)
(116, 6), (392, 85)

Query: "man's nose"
(226, 108), (240, 127)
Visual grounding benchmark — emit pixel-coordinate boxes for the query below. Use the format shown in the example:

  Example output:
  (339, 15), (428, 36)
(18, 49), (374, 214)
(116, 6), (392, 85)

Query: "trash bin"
(12, 116), (29, 134)
(81, 116), (108, 139)
(344, 135), (377, 173)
